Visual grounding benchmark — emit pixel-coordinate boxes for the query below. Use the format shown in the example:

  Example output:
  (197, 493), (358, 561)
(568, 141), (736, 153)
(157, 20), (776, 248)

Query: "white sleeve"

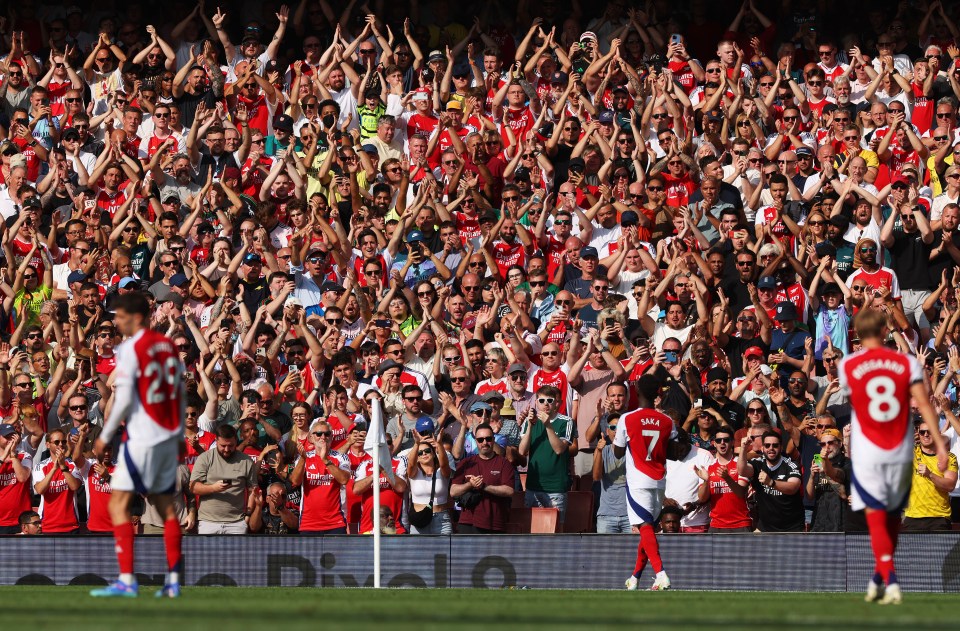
(613, 418), (627, 448)
(100, 341), (137, 443)
(32, 462), (45, 485)
(198, 412), (217, 432)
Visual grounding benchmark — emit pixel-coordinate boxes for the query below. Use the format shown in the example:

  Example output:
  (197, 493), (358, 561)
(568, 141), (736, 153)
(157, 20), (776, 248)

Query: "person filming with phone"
(189, 425), (258, 534)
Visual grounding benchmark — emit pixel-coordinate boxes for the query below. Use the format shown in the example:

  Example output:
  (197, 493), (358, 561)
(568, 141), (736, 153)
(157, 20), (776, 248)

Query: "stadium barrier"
(4, 533), (960, 591)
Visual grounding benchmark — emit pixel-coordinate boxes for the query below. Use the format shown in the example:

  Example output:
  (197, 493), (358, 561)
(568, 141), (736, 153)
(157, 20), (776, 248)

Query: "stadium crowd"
(0, 0), (960, 538)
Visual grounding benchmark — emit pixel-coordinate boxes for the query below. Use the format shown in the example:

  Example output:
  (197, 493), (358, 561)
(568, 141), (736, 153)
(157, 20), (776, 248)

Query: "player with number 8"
(838, 309), (950, 606)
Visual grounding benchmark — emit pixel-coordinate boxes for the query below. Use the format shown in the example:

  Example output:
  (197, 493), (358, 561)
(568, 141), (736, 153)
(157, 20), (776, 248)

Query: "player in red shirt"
(614, 375), (679, 591)
(32, 429), (83, 532)
(91, 293), (186, 599)
(288, 420), (352, 534)
(694, 426), (751, 531)
(838, 309), (949, 605)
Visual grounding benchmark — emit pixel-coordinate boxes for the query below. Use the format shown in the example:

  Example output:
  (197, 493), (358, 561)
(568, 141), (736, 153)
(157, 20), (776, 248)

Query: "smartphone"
(664, 350), (679, 363)
(670, 34), (682, 46)
(256, 347), (266, 358)
(289, 364), (299, 375)
(694, 398), (703, 408)
(812, 454), (823, 467)
(375, 319), (392, 328)
(222, 479), (233, 487)
(184, 370), (195, 381)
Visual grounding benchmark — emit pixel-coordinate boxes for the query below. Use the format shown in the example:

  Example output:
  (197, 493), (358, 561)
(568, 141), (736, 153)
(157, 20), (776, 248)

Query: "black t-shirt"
(240, 277), (270, 313)
(927, 229), (960, 288)
(809, 453), (849, 532)
(748, 456), (804, 532)
(703, 396), (746, 431)
(888, 227), (934, 290)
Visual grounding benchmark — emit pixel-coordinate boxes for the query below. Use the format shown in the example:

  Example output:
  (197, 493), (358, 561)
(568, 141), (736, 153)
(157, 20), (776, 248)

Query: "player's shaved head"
(854, 308), (887, 340)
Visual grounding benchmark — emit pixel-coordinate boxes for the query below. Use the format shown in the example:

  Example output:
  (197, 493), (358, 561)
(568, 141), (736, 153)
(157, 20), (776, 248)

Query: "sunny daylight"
(0, 0), (959, 627)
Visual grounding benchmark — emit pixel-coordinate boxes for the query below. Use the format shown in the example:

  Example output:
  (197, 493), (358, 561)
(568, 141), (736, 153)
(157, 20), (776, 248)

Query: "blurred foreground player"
(614, 375), (677, 591)
(839, 309), (949, 605)
(90, 293), (186, 598)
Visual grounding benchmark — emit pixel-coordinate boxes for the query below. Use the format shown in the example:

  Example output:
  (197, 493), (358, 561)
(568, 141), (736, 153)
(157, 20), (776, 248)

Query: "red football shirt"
(298, 449), (351, 532)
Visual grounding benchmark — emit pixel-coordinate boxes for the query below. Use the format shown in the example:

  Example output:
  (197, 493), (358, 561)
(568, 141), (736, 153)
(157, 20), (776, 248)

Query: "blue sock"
(872, 572), (883, 584)
(887, 571), (898, 585)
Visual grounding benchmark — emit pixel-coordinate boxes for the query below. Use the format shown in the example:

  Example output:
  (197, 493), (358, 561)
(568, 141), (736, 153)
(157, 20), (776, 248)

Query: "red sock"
(632, 537), (648, 577)
(639, 524), (663, 574)
(886, 512), (900, 551)
(113, 521), (135, 575)
(163, 518), (183, 575)
(865, 509), (894, 582)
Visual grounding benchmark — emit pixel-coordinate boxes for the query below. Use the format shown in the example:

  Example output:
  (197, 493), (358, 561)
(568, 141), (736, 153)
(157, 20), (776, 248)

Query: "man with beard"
(738, 430), (804, 532)
(488, 211), (533, 280)
(841, 194), (883, 250)
(702, 368), (746, 430)
(880, 200), (935, 338)
(172, 57), (223, 128)
(846, 238), (901, 303)
(695, 425), (751, 532)
(152, 153), (201, 206)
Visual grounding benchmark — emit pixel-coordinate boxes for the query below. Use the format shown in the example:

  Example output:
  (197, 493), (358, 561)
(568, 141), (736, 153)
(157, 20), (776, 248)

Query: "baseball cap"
(446, 100), (462, 111)
(67, 271), (87, 284)
(513, 166), (531, 182)
(285, 296), (303, 308)
(22, 196), (41, 208)
(320, 281), (345, 293)
(774, 301), (798, 321)
(469, 401), (493, 413)
(580, 31), (598, 43)
(162, 194), (182, 206)
(415, 417), (436, 434)
(795, 146), (813, 157)
(197, 222), (215, 235)
(273, 114), (294, 132)
(819, 282), (842, 296)
(412, 89), (430, 101)
(222, 167), (242, 180)
(744, 346), (764, 359)
(360, 144), (379, 155)
(478, 210), (498, 224)
(508, 363), (527, 375)
(757, 275), (777, 290)
(243, 252), (262, 265)
(118, 276), (138, 289)
(160, 293), (185, 308)
(62, 128), (81, 141)
(428, 50), (444, 62)
(822, 103), (839, 115)
(597, 110), (614, 124)
(704, 109), (722, 121)
(568, 157), (586, 170)
(580, 246), (599, 259)
(407, 230), (425, 243)
(890, 174), (910, 187)
(828, 215), (849, 230)
(481, 390), (505, 404)
(377, 359), (402, 376)
(551, 71), (569, 85)
(348, 420), (368, 433)
(620, 210), (640, 227)
(0, 423), (16, 437)
(169, 273), (189, 287)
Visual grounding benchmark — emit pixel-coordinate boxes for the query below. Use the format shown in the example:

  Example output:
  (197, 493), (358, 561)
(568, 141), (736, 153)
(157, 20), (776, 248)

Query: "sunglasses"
(762, 442), (780, 448)
(312, 431), (332, 437)
(713, 437), (731, 443)
(450, 377), (468, 383)
(860, 247), (877, 253)
(475, 436), (495, 444)
(418, 449), (433, 456)
(69, 405), (88, 411)
(788, 378), (806, 384)
(537, 397), (555, 405)
(747, 408), (765, 414)
(404, 396), (421, 402)
(510, 373), (526, 380)
(918, 429), (931, 437)
(443, 355), (462, 362)
(819, 440), (838, 446)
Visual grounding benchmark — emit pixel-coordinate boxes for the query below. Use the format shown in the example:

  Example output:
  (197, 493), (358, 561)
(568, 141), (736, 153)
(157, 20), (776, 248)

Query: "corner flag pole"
(363, 398), (390, 588)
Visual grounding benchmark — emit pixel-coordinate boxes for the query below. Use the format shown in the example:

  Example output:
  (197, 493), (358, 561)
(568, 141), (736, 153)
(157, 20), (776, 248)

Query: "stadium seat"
(561, 491), (595, 533)
(509, 507), (532, 533)
(530, 507), (559, 533)
(574, 474), (594, 492)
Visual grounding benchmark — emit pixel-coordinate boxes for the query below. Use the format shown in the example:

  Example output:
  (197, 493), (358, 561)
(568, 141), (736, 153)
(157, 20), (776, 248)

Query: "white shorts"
(850, 459), (913, 512)
(112, 437), (180, 495)
(625, 485), (664, 525)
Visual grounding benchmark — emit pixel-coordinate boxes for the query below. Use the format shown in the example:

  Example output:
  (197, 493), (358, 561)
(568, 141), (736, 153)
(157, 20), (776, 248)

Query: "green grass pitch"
(1, 586), (956, 630)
